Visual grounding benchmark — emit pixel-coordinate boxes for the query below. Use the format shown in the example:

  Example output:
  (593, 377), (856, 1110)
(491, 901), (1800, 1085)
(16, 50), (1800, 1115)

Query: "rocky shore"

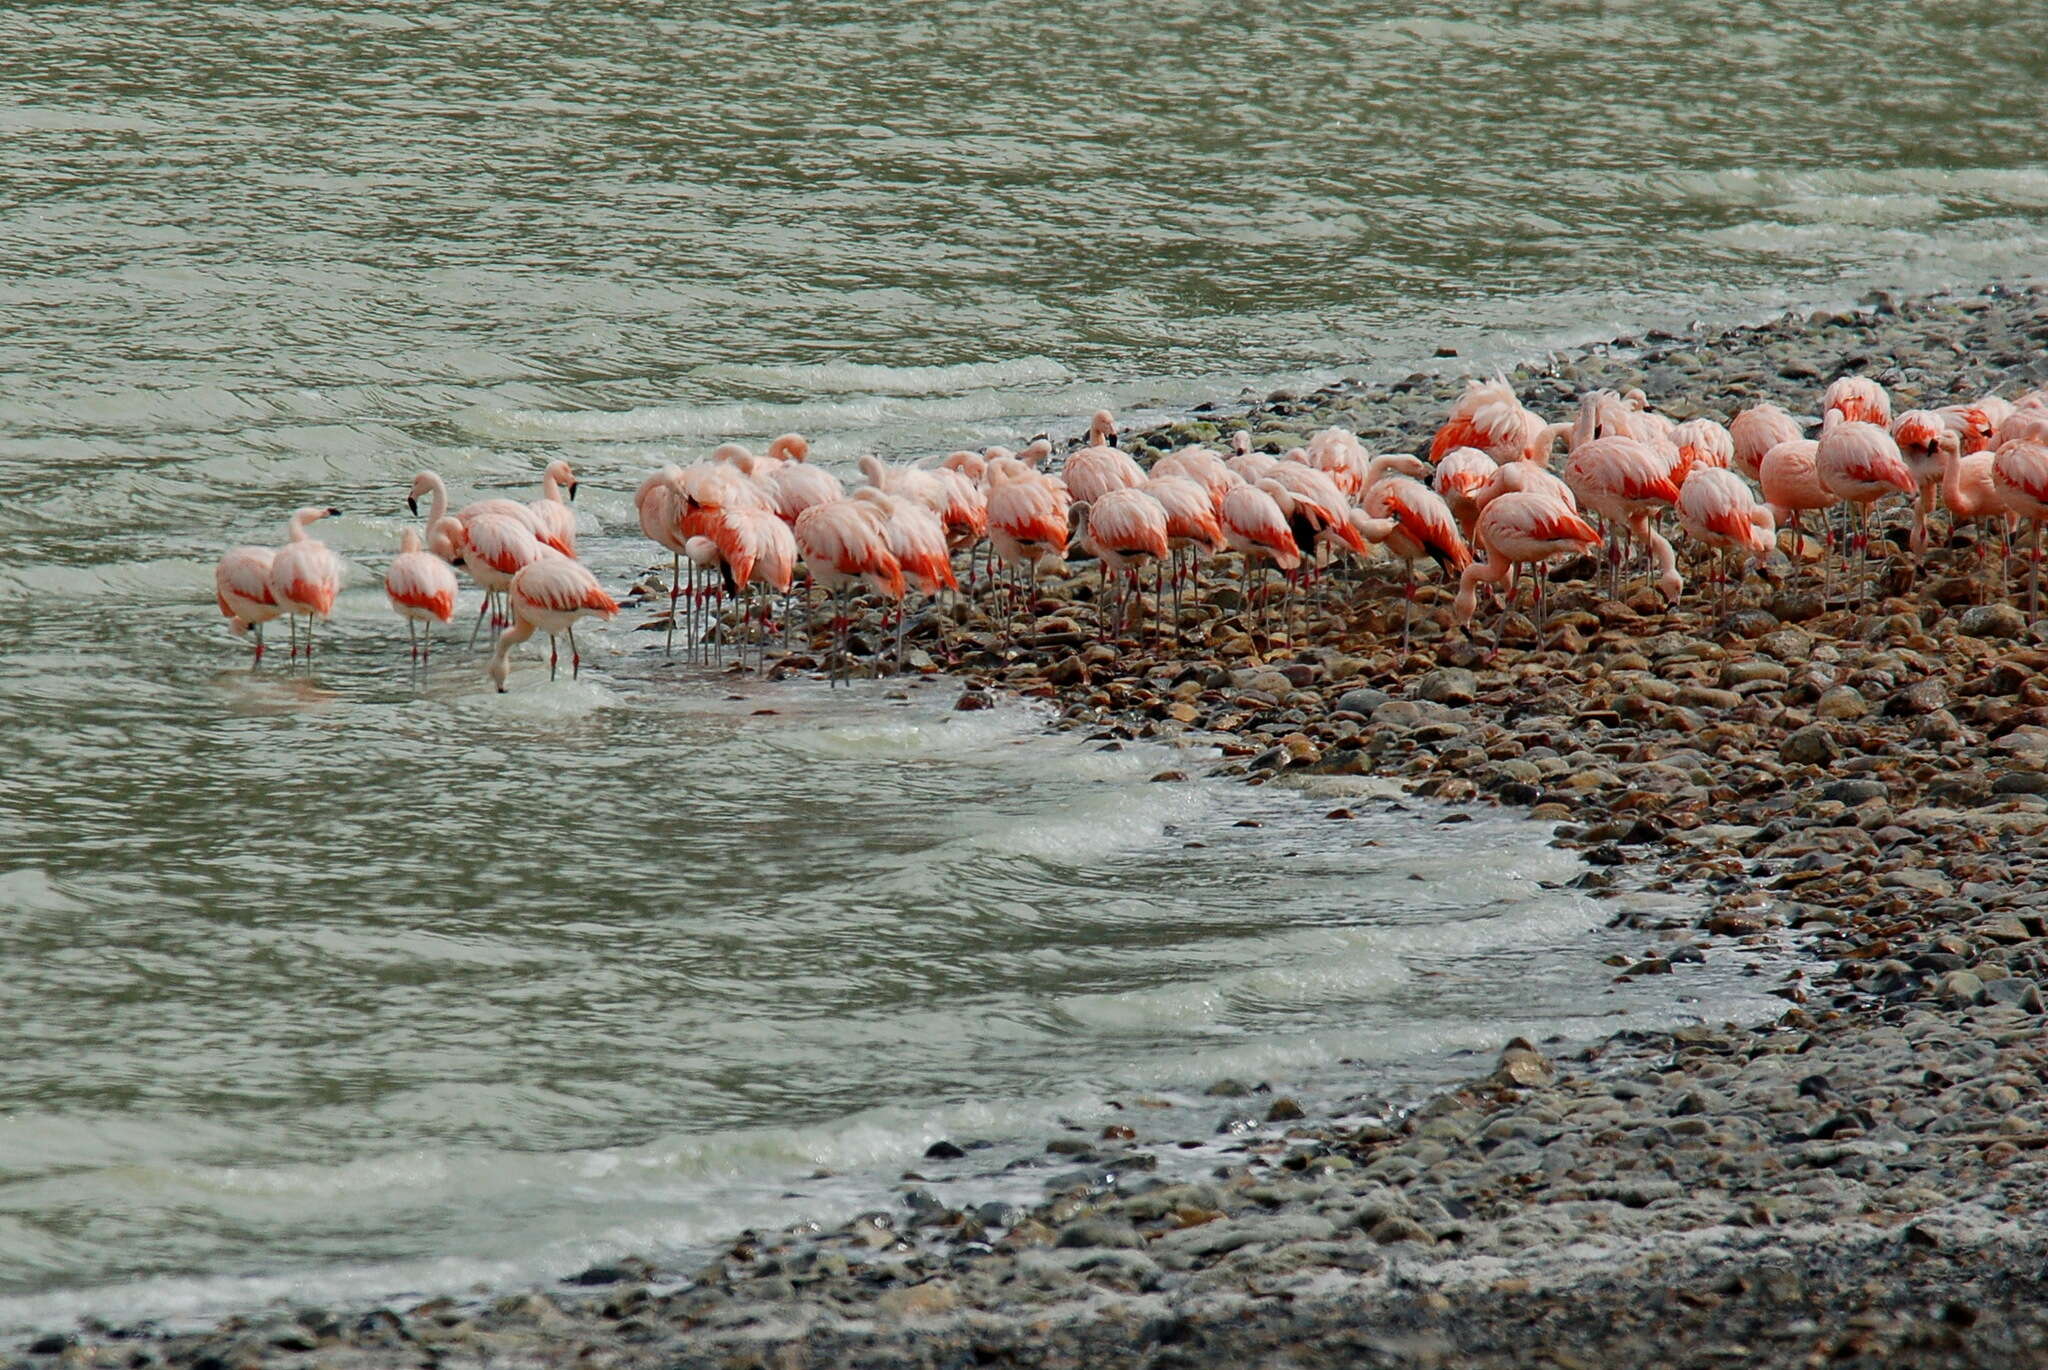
(17, 283), (2048, 1370)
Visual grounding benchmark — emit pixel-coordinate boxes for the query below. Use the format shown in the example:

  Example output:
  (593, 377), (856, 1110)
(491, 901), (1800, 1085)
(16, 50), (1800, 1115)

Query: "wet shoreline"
(16, 281), (2048, 1369)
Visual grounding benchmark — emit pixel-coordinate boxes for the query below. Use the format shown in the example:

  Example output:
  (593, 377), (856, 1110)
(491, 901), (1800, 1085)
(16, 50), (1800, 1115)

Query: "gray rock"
(1884, 679), (1948, 717)
(1991, 771), (2048, 796)
(1781, 725), (1838, 765)
(1414, 668), (1478, 706)
(1333, 687), (1389, 717)
(1056, 1218), (1144, 1249)
(1936, 970), (1987, 1006)
(1816, 685), (1871, 719)
(1822, 778), (1889, 805)
(1983, 976), (2045, 1013)
(1959, 603), (2027, 639)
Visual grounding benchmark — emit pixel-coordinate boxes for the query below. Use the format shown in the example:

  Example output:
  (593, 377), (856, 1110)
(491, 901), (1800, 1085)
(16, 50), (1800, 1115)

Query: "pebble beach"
(19, 282), (2048, 1370)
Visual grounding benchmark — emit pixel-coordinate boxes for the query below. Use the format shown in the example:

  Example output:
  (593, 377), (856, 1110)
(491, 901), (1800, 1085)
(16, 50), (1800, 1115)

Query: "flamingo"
(1227, 431), (1278, 484)
(1561, 436), (1682, 600)
(1263, 461), (1368, 564)
(215, 544), (282, 661)
(1676, 468), (1776, 613)
(1992, 440), (2048, 613)
(1430, 378), (1547, 464)
(1142, 472), (1224, 633)
(385, 525), (460, 659)
(1220, 480), (1303, 641)
(1359, 475), (1472, 650)
(635, 465), (693, 656)
(1060, 438), (1147, 506)
(407, 470), (540, 539)
(795, 498), (905, 682)
(1997, 409), (2048, 449)
(486, 551), (620, 690)
(460, 513), (549, 644)
(1889, 410), (1957, 555)
(527, 459), (578, 556)
(1670, 418), (1735, 487)
(1937, 402), (2001, 455)
(1152, 446), (1242, 513)
(1730, 403), (1804, 483)
(1939, 438), (2012, 593)
(1071, 489), (1170, 637)
(1816, 411), (1915, 591)
(852, 488), (955, 667)
(1453, 491), (1603, 647)
(985, 461), (1070, 626)
(1432, 447), (1498, 537)
(1758, 439), (1838, 565)
(267, 506), (345, 659)
(1822, 375), (1891, 429)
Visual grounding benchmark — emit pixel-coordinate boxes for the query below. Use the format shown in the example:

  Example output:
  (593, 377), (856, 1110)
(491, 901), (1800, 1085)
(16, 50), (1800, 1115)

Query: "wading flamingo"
(1816, 412), (1915, 590)
(527, 459), (579, 557)
(1676, 467), (1776, 613)
(1758, 439), (1837, 565)
(385, 525), (460, 659)
(1561, 436), (1682, 600)
(795, 498), (905, 682)
(267, 506), (346, 659)
(487, 552), (620, 690)
(1221, 480), (1303, 641)
(460, 513), (549, 644)
(215, 544), (282, 661)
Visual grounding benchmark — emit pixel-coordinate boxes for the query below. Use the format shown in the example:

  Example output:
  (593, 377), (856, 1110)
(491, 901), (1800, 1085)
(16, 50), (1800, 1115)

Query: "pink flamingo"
(1433, 446), (1499, 537)
(1816, 411), (1915, 589)
(795, 498), (906, 682)
(1992, 440), (2048, 613)
(1227, 431), (1278, 484)
(1453, 491), (1602, 645)
(985, 461), (1071, 620)
(852, 488), (955, 667)
(1142, 472), (1224, 631)
(1997, 409), (2048, 449)
(1676, 468), (1776, 613)
(1221, 480), (1303, 640)
(1889, 410), (1958, 555)
(1670, 418), (1735, 487)
(460, 513), (548, 644)
(1758, 439), (1837, 565)
(267, 506), (345, 658)
(527, 459), (578, 557)
(1152, 446), (1243, 514)
(1072, 489), (1170, 636)
(1822, 375), (1891, 429)
(385, 526), (460, 659)
(1061, 426), (1147, 506)
(1729, 403), (1804, 483)
(1562, 436), (1682, 600)
(1360, 475), (1472, 649)
(1937, 401), (2001, 455)
(1263, 461), (1369, 564)
(407, 470), (540, 539)
(1939, 438), (2012, 592)
(1430, 378), (1548, 464)
(635, 465), (693, 656)
(486, 552), (620, 690)
(215, 544), (282, 661)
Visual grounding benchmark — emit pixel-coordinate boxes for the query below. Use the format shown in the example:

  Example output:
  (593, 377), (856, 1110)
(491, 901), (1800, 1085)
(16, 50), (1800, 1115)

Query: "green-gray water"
(4, 0), (2046, 1336)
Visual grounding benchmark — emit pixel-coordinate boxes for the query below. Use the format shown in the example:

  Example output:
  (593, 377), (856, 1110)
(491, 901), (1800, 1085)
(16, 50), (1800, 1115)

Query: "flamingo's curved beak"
(326, 507), (342, 517)
(567, 481), (578, 503)
(407, 496), (419, 516)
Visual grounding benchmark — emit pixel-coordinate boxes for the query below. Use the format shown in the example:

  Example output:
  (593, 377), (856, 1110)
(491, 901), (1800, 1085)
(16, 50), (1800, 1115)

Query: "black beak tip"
(326, 506), (342, 516)
(407, 497), (419, 516)
(568, 483), (579, 502)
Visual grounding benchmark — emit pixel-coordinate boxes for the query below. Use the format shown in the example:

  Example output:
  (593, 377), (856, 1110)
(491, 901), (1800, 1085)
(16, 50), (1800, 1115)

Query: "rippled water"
(3, 0), (2044, 1337)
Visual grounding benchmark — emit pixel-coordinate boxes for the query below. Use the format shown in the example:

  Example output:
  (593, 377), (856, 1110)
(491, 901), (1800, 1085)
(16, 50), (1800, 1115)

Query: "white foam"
(690, 355), (1072, 396)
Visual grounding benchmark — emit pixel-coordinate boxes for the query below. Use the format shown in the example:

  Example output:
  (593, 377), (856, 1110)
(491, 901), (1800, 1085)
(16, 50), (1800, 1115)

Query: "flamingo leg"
(408, 619), (418, 661)
(548, 632), (559, 681)
(569, 625), (581, 679)
(666, 551), (681, 658)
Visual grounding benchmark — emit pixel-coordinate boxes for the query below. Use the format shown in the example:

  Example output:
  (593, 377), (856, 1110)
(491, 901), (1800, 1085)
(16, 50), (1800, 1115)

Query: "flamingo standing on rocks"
(1359, 475), (1471, 650)
(1730, 403), (1804, 483)
(487, 551), (620, 690)
(1430, 378), (1547, 464)
(267, 506), (345, 659)
(985, 461), (1070, 626)
(1060, 437), (1147, 505)
(1141, 472), (1224, 633)
(1433, 447), (1498, 538)
(385, 526), (460, 659)
(1890, 410), (1959, 555)
(527, 459), (579, 556)
(853, 488), (955, 667)
(1677, 468), (1776, 613)
(215, 544), (282, 661)
(1816, 411), (1915, 591)
(1071, 489), (1169, 637)
(1992, 440), (2048, 613)
(1453, 491), (1602, 647)
(635, 465), (694, 656)
(1759, 439), (1838, 566)
(795, 498), (905, 683)
(1822, 375), (1892, 429)
(1562, 436), (1682, 600)
(1939, 438), (2012, 592)
(1221, 480), (1303, 642)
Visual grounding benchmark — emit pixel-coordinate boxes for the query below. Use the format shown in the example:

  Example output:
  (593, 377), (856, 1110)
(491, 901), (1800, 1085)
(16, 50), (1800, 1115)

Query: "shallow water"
(2, 0), (2042, 1337)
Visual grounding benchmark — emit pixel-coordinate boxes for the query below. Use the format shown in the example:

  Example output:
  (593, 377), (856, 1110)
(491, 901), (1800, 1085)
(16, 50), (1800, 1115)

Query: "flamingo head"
(546, 458), (578, 500)
(1089, 410), (1117, 447)
(406, 473), (434, 515)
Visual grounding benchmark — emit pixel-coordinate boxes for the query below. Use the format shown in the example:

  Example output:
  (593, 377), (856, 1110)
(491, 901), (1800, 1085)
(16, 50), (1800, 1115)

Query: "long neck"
(423, 473), (448, 524)
(288, 510), (316, 541)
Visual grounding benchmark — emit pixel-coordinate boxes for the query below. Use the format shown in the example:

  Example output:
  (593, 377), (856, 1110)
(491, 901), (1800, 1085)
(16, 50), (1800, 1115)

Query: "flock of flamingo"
(213, 375), (2048, 690)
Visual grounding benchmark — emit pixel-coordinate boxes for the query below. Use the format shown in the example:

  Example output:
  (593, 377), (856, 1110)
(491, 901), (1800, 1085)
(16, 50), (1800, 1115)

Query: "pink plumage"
(1453, 492), (1600, 624)
(1822, 376), (1891, 429)
(1076, 489), (1170, 575)
(1220, 482), (1302, 572)
(1729, 404), (1803, 483)
(385, 527), (459, 624)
